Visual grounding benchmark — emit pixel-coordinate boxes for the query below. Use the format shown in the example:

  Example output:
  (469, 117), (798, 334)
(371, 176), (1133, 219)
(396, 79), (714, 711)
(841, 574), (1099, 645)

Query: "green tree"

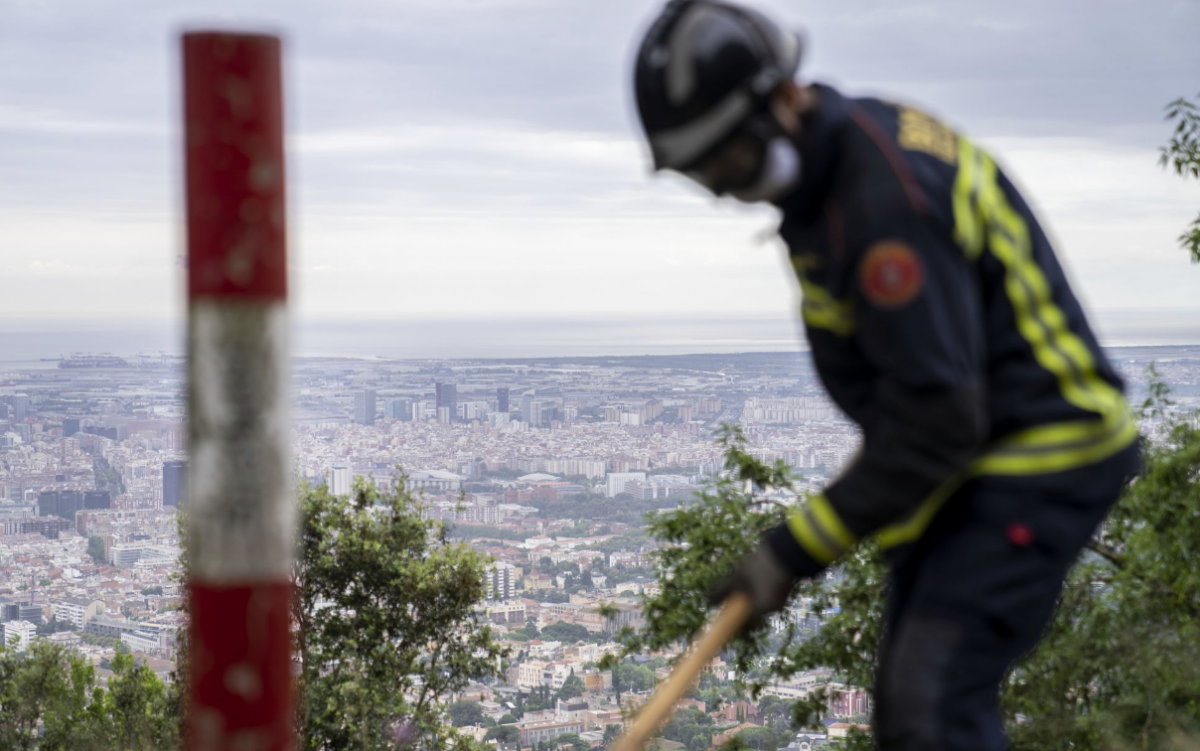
(602, 723), (623, 749)
(1160, 92), (1200, 261)
(86, 536), (106, 565)
(734, 726), (781, 751)
(294, 477), (508, 751)
(90, 648), (178, 750)
(35, 619), (73, 637)
(627, 402), (1200, 750)
(509, 624), (541, 641)
(448, 700), (486, 728)
(558, 672), (585, 701)
(598, 654), (623, 708)
(613, 662), (656, 694)
(1001, 374), (1200, 748)
(485, 724), (519, 744)
(0, 638), (177, 751)
(541, 622), (590, 644)
(555, 732), (591, 751)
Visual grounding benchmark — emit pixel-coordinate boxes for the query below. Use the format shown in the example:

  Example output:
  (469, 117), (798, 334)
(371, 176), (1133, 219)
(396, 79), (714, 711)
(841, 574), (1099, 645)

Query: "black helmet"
(634, 0), (803, 175)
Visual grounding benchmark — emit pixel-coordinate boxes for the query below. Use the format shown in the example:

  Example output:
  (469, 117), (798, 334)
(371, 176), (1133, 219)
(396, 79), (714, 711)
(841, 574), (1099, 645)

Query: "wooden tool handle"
(610, 592), (754, 751)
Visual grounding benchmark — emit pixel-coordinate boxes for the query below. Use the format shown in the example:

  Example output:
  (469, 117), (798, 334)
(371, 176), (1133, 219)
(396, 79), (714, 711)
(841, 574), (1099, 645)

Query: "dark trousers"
(872, 442), (1140, 751)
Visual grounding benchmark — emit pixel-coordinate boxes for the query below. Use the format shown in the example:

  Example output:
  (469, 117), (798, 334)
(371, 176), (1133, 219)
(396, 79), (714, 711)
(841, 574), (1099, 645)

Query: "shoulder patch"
(897, 106), (958, 165)
(859, 241), (924, 309)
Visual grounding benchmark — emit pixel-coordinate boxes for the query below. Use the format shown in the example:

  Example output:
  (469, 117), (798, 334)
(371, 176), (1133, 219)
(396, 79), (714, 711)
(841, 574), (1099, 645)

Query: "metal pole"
(183, 31), (294, 751)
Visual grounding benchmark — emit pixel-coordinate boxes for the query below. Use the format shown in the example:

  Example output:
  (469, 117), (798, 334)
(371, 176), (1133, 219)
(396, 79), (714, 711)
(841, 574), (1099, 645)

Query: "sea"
(0, 310), (1198, 369)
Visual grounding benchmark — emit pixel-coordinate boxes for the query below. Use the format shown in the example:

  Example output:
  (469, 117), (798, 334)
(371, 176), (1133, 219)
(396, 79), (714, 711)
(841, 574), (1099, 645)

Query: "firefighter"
(632, 2), (1141, 749)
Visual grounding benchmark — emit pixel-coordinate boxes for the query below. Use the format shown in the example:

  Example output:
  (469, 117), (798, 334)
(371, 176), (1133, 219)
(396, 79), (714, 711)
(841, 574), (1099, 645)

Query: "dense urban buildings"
(0, 346), (1192, 747)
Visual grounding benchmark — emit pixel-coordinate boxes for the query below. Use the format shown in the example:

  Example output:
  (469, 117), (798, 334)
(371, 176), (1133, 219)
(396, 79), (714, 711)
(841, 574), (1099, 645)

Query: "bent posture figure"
(632, 2), (1140, 749)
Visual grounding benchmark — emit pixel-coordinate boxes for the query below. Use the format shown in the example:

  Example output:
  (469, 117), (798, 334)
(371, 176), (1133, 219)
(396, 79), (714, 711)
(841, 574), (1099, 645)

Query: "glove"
(709, 540), (799, 629)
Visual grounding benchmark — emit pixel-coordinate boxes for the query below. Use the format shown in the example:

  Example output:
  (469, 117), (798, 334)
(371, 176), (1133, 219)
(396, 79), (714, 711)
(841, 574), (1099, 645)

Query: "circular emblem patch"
(859, 241), (924, 309)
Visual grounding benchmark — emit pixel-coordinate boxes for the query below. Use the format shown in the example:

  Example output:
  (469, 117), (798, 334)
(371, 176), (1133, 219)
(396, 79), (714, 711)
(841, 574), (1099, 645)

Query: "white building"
(460, 401), (490, 421)
(404, 470), (463, 493)
(518, 719), (584, 748)
(542, 662), (576, 690)
(109, 543), (145, 567)
(53, 598), (104, 629)
(606, 472), (647, 498)
(330, 465), (352, 497)
(518, 659), (547, 688)
(3, 620), (36, 652)
(121, 630), (161, 653)
(485, 562), (517, 600)
(109, 543), (175, 568)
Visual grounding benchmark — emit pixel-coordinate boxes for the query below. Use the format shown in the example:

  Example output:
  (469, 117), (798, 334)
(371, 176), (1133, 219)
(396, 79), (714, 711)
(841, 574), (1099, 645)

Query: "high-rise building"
(384, 398), (411, 421)
(460, 401), (489, 421)
(163, 460), (187, 508)
(83, 490), (111, 510)
(62, 418), (80, 436)
(526, 400), (546, 428)
(521, 391), (535, 424)
(606, 472), (647, 498)
(354, 390), (377, 425)
(485, 562), (516, 600)
(330, 465), (351, 496)
(37, 491), (58, 517)
(435, 383), (458, 422)
(497, 387), (510, 414)
(58, 490), (82, 519)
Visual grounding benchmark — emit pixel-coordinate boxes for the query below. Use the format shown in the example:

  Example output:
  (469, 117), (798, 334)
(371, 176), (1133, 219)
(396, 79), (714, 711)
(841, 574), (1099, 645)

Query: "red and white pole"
(183, 32), (294, 751)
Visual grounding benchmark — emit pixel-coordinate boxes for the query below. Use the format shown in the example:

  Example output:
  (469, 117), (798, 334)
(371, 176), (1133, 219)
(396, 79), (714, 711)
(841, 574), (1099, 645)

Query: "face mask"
(728, 136), (802, 204)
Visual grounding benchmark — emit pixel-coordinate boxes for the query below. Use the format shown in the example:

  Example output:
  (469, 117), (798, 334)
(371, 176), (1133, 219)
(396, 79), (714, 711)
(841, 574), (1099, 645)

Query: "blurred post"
(182, 32), (294, 751)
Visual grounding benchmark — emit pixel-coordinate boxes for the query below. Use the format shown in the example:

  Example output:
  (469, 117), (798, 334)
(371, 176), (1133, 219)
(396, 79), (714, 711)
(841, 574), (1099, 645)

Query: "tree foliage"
(484, 724), (519, 743)
(659, 706), (716, 751)
(86, 536), (106, 565)
(558, 672), (586, 701)
(294, 477), (508, 751)
(627, 410), (1200, 750)
(0, 639), (177, 751)
(540, 622), (590, 644)
(1002, 376), (1200, 748)
(448, 700), (486, 728)
(1160, 93), (1200, 262)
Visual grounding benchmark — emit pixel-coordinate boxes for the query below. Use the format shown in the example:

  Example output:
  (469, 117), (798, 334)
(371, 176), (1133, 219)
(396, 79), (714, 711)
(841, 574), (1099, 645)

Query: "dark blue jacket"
(767, 84), (1136, 576)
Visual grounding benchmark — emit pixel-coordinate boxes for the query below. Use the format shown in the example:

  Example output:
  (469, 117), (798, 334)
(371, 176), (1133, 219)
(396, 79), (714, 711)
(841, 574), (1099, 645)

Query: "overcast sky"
(0, 0), (1197, 327)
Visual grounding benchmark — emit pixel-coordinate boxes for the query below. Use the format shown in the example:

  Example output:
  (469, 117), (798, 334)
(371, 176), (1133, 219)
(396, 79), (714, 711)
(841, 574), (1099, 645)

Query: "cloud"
(0, 0), (1196, 323)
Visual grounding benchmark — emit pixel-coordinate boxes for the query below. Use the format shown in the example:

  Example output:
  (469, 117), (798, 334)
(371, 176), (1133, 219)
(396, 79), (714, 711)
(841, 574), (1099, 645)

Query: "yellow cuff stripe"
(787, 494), (858, 565)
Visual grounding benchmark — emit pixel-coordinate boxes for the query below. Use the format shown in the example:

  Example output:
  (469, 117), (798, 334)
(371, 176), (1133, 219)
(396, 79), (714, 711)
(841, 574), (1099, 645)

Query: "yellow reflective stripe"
(808, 494), (856, 549)
(875, 414), (1137, 549)
(952, 138), (984, 260)
(955, 138), (1125, 426)
(787, 494), (857, 565)
(972, 414), (1137, 476)
(788, 509), (837, 564)
(875, 476), (964, 549)
(988, 413), (1126, 452)
(794, 267), (856, 336)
